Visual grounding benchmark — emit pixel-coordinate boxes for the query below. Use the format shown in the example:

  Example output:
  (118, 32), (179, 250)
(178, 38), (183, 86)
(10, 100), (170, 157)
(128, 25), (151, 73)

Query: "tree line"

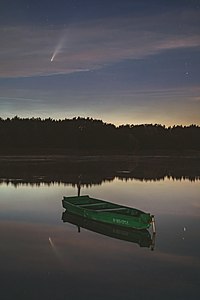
(0, 116), (199, 154)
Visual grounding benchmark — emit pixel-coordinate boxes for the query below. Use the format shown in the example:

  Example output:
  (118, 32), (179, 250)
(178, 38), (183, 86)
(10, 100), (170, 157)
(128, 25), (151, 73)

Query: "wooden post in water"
(150, 216), (156, 250)
(77, 175), (82, 196)
(151, 233), (156, 251)
(152, 215), (156, 234)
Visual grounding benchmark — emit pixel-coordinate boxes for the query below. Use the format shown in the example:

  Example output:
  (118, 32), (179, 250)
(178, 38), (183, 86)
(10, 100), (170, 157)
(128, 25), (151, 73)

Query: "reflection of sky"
(1, 178), (199, 218)
(0, 178), (199, 299)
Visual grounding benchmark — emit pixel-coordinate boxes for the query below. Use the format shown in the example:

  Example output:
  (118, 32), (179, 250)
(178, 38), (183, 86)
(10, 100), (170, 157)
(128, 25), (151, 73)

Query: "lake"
(0, 156), (199, 300)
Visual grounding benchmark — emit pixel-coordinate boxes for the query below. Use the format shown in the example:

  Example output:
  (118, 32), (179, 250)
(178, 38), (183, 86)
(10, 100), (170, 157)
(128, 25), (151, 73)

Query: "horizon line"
(0, 115), (199, 128)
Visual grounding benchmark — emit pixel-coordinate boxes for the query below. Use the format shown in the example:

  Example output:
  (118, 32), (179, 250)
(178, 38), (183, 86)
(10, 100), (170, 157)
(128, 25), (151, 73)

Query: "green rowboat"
(62, 211), (154, 248)
(62, 195), (154, 230)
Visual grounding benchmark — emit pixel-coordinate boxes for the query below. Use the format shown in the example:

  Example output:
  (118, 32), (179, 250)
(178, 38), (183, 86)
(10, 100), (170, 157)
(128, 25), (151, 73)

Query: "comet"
(50, 31), (67, 62)
(50, 53), (56, 62)
(50, 47), (60, 62)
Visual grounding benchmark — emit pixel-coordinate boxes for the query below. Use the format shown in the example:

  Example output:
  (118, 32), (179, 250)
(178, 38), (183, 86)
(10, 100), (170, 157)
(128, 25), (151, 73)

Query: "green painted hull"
(62, 195), (153, 230)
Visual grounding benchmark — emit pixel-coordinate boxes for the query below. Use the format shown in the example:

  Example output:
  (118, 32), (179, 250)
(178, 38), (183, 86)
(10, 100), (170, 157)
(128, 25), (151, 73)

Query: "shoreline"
(0, 153), (199, 162)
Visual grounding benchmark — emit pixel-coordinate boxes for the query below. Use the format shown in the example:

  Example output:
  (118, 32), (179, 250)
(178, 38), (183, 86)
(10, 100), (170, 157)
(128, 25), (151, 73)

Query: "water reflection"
(0, 156), (199, 299)
(0, 156), (199, 187)
(62, 211), (155, 249)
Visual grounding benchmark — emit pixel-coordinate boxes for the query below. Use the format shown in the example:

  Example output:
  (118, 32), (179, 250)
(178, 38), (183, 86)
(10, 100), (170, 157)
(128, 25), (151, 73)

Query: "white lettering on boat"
(113, 218), (129, 225)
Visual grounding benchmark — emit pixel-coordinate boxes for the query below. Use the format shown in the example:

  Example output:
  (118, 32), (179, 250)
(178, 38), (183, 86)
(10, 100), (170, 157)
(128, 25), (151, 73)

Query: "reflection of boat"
(62, 195), (155, 231)
(62, 211), (154, 248)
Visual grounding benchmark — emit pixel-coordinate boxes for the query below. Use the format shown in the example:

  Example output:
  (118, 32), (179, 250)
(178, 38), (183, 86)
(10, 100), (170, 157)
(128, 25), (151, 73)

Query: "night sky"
(0, 0), (200, 126)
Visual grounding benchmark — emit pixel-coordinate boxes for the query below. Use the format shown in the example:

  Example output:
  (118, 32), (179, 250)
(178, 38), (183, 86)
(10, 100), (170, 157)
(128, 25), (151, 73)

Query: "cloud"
(0, 10), (200, 78)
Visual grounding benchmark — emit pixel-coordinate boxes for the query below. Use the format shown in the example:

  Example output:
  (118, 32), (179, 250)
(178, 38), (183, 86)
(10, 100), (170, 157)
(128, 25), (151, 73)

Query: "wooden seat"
(96, 207), (127, 212)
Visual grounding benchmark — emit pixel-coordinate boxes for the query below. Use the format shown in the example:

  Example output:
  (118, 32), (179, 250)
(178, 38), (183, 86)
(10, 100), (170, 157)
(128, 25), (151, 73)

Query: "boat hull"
(62, 195), (152, 230)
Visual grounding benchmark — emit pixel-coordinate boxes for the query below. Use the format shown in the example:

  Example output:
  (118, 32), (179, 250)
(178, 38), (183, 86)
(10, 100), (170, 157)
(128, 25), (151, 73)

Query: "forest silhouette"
(0, 116), (199, 154)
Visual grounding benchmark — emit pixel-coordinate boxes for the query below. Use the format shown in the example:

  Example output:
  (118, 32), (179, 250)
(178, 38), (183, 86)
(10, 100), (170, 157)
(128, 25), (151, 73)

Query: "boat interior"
(64, 195), (142, 216)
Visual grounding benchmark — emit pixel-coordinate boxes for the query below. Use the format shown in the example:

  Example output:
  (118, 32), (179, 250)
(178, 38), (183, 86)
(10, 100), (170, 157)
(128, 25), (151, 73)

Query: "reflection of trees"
(0, 156), (199, 187)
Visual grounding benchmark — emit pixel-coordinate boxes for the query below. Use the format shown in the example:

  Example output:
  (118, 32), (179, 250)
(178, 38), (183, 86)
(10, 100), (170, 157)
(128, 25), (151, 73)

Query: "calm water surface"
(0, 159), (199, 300)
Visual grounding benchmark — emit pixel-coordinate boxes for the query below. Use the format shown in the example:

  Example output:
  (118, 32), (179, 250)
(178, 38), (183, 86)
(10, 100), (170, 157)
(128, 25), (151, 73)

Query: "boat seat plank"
(96, 207), (127, 212)
(78, 202), (107, 207)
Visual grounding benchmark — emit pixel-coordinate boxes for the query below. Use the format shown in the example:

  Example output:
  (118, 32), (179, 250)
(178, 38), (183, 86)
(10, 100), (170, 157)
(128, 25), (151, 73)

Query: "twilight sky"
(0, 0), (200, 125)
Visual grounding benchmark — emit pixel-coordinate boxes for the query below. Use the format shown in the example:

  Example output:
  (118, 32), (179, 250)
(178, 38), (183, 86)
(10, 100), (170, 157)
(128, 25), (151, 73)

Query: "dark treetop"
(0, 116), (199, 154)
